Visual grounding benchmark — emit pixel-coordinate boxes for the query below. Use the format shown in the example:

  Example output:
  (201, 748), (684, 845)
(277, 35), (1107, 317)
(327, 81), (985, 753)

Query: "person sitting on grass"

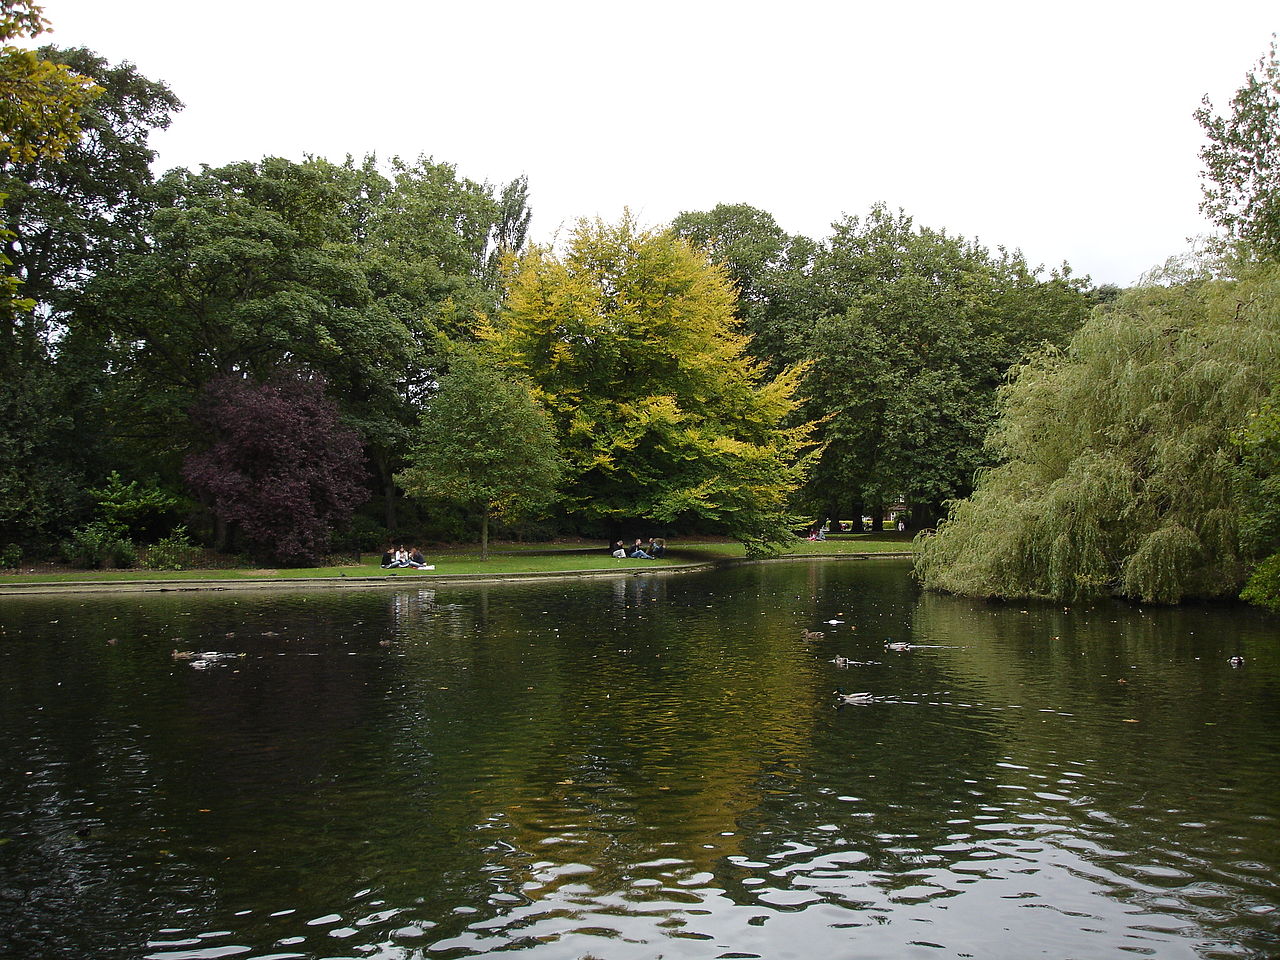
(380, 546), (396, 568)
(630, 538), (654, 559)
(648, 537), (665, 558)
(385, 546), (412, 568)
(408, 546), (427, 568)
(611, 540), (627, 558)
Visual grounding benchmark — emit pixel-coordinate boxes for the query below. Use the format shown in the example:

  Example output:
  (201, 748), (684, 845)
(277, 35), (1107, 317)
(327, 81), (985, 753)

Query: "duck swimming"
(802, 629), (825, 640)
(884, 641), (912, 652)
(834, 688), (875, 704)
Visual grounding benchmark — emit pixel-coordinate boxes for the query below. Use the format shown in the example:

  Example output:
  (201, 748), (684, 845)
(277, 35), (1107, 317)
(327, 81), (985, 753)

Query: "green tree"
(671, 202), (818, 376)
(799, 205), (1090, 529)
(488, 214), (817, 554)
(915, 259), (1280, 603)
(1235, 392), (1280, 609)
(0, 49), (180, 550)
(77, 157), (388, 471)
(1, 3), (100, 336)
(1195, 38), (1280, 257)
(397, 350), (563, 559)
(486, 173), (531, 285)
(335, 154), (531, 530)
(0, 9), (107, 551)
(1, 46), (181, 317)
(0, 359), (85, 548)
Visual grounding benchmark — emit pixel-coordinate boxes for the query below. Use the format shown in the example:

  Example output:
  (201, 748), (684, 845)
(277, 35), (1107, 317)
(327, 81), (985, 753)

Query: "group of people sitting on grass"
(611, 537), (665, 560)
(381, 545), (429, 569)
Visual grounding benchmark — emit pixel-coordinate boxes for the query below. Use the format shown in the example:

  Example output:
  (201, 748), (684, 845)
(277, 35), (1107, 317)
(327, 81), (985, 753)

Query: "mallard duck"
(834, 688), (874, 704)
(884, 641), (912, 652)
(802, 629), (825, 640)
(830, 655), (853, 668)
(1229, 655), (1245, 667)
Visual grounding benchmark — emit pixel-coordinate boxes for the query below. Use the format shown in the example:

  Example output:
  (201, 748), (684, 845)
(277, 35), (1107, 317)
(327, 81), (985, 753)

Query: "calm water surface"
(1, 560), (1277, 959)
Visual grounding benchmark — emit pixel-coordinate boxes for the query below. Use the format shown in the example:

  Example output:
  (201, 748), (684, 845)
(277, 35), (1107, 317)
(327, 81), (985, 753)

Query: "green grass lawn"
(0, 535), (915, 585)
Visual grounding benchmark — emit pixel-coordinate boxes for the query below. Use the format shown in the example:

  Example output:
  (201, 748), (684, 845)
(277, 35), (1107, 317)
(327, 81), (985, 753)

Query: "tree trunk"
(481, 503), (490, 561)
(383, 470), (397, 533)
(910, 502), (937, 530)
(868, 500), (884, 532)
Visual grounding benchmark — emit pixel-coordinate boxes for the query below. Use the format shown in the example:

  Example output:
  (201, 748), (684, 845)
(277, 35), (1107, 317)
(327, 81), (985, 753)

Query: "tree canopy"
(915, 260), (1280, 603)
(797, 205), (1091, 528)
(16, 22), (1276, 589)
(0, 2), (100, 166)
(1, 45), (181, 317)
(183, 373), (366, 566)
(397, 350), (563, 559)
(1236, 389), (1280, 609)
(488, 214), (816, 553)
(1196, 38), (1280, 258)
(671, 202), (817, 377)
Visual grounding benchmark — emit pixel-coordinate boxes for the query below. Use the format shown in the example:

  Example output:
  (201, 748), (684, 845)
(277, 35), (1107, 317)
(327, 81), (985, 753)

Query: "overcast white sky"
(35, 0), (1280, 286)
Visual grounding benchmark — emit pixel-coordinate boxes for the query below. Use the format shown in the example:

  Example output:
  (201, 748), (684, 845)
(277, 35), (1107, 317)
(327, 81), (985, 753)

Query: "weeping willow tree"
(1236, 392), (1280, 609)
(915, 259), (1280, 604)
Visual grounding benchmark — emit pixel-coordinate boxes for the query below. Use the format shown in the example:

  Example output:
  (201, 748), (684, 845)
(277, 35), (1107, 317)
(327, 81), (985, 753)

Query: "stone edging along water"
(0, 552), (915, 597)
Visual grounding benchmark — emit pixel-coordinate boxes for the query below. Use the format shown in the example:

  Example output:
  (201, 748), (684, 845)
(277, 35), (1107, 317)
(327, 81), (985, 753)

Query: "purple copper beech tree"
(183, 373), (367, 566)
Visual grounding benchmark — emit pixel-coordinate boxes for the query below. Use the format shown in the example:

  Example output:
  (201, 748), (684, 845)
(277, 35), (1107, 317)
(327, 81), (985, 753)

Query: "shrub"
(1241, 553), (1280, 610)
(62, 522), (136, 569)
(330, 514), (388, 553)
(0, 542), (20, 568)
(141, 526), (202, 571)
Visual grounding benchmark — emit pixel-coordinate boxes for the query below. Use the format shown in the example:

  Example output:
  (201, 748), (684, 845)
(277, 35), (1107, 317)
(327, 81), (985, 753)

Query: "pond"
(1, 559), (1277, 959)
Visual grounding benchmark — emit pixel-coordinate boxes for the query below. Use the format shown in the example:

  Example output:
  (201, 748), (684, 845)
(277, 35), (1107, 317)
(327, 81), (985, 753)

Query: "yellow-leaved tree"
(0, 0), (99, 323)
(487, 214), (817, 555)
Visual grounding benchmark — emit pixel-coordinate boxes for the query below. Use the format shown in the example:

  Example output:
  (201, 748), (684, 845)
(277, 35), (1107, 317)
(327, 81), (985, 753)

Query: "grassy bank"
(0, 535), (914, 586)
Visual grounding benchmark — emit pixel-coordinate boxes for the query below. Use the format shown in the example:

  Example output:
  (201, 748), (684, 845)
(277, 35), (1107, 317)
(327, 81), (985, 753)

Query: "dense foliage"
(670, 203), (817, 377)
(915, 261), (1280, 603)
(183, 374), (366, 566)
(1236, 392), (1280, 609)
(799, 205), (1092, 529)
(1196, 39), (1280, 258)
(4, 13), (1276, 605)
(397, 349), (563, 559)
(490, 215), (816, 554)
(915, 40), (1280, 606)
(1, 45), (182, 316)
(0, 3), (99, 167)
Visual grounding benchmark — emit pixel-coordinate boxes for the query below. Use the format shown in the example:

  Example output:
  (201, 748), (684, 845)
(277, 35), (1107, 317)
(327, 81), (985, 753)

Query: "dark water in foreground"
(1, 560), (1277, 960)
